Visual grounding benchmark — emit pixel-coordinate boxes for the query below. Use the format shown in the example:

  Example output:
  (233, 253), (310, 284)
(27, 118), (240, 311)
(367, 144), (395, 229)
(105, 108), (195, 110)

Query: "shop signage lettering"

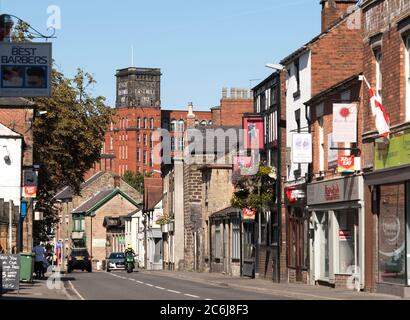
(307, 176), (361, 206)
(0, 42), (52, 97)
(332, 104), (357, 143)
(339, 230), (352, 241)
(325, 183), (341, 201)
(338, 155), (355, 173)
(243, 208), (256, 221)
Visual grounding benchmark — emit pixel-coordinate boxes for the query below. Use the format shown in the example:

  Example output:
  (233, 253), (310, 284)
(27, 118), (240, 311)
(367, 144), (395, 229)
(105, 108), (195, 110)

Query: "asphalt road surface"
(65, 270), (296, 300)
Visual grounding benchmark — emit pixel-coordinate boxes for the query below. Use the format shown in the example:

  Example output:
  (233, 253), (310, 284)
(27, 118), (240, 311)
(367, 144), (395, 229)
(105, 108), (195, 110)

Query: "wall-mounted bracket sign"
(0, 42), (52, 97)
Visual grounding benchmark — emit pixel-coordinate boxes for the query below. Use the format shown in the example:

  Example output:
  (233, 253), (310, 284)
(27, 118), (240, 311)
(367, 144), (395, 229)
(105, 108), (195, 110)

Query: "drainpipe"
(194, 232), (197, 272)
(276, 73), (283, 283)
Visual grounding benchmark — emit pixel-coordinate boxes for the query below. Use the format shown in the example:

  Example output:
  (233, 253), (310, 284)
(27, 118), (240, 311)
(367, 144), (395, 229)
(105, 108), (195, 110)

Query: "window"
(215, 222), (221, 259)
(137, 117), (141, 129)
(137, 134), (141, 143)
(144, 134), (147, 146)
(294, 59), (301, 96)
(405, 36), (410, 121)
(170, 120), (177, 132)
(137, 148), (140, 162)
(144, 117), (147, 129)
(195, 120), (200, 127)
(110, 137), (113, 150)
(171, 137), (175, 151)
(375, 48), (382, 99)
(178, 120), (185, 132)
(318, 117), (324, 173)
(72, 214), (85, 232)
(178, 137), (184, 150)
(150, 118), (154, 129)
(232, 219), (240, 260)
(270, 86), (278, 106)
(144, 151), (147, 164)
(149, 135), (153, 148)
(208, 121), (213, 126)
(200, 120), (207, 126)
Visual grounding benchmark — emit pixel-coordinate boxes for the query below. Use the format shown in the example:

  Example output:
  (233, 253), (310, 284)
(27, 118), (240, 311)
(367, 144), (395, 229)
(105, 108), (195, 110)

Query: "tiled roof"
(54, 171), (106, 200)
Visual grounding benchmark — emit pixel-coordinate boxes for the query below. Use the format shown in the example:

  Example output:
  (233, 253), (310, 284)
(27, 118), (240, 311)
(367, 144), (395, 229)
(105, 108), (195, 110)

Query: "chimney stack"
(187, 102), (196, 129)
(114, 175), (121, 188)
(320, 0), (357, 32)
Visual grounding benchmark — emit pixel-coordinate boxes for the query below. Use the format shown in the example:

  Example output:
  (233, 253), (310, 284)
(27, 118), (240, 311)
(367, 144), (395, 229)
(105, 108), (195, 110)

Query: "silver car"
(106, 252), (125, 272)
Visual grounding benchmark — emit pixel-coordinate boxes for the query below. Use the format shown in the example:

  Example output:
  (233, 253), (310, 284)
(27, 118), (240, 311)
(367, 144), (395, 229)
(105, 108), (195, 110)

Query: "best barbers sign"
(0, 42), (52, 97)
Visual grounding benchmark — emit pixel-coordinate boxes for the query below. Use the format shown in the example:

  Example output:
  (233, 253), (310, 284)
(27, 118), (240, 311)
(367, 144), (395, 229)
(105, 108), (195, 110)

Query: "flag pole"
(358, 75), (371, 89)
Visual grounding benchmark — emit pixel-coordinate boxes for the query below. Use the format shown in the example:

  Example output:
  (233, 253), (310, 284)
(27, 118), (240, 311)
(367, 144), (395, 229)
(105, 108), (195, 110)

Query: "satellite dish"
(268, 167), (277, 180)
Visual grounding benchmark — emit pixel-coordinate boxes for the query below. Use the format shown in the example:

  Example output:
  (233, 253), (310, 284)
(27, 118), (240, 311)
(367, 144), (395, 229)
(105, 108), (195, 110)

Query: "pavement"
(0, 269), (405, 300)
(0, 272), (71, 300)
(142, 270), (405, 301)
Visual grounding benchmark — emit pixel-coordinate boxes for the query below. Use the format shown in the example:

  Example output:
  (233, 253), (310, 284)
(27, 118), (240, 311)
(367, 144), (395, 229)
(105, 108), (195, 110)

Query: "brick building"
(305, 75), (365, 290)
(272, 0), (363, 286)
(360, 0), (410, 297)
(88, 67), (213, 180)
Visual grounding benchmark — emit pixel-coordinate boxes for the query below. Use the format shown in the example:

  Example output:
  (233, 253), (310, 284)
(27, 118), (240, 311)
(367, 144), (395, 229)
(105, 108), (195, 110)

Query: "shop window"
(232, 219), (240, 260)
(378, 184), (406, 285)
(215, 222), (221, 259)
(336, 209), (358, 274)
(316, 211), (329, 279)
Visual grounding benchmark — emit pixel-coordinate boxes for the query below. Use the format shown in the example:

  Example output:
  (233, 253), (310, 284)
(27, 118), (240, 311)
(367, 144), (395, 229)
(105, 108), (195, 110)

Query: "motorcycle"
(125, 253), (135, 273)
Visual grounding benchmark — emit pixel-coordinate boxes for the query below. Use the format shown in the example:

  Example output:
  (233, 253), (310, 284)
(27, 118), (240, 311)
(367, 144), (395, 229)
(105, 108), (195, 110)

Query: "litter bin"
(19, 253), (35, 283)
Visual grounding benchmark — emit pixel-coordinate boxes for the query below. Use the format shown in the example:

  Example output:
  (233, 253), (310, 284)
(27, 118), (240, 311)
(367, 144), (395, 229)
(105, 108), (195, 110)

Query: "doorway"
(288, 207), (308, 282)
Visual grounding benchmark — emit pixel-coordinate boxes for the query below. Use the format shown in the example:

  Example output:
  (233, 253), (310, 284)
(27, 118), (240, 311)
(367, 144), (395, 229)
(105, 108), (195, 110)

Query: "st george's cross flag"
(369, 88), (390, 138)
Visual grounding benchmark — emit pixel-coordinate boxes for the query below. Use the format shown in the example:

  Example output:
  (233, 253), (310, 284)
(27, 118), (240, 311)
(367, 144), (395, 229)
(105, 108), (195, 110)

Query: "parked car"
(106, 252), (125, 272)
(67, 248), (92, 273)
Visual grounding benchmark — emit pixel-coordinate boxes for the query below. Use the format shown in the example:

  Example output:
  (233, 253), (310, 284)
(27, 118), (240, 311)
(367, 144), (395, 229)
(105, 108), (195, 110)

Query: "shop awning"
(307, 200), (361, 211)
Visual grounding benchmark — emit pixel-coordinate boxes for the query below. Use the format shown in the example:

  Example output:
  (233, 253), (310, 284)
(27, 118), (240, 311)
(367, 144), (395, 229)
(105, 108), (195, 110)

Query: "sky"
(0, 0), (321, 111)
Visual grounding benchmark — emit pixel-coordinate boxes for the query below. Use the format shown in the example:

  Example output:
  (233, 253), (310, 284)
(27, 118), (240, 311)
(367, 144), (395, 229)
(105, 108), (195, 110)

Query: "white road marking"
(205, 298), (213, 300)
(68, 280), (85, 301)
(136, 280), (144, 284)
(167, 289), (181, 294)
(184, 293), (200, 299)
(155, 286), (165, 290)
(146, 283), (154, 287)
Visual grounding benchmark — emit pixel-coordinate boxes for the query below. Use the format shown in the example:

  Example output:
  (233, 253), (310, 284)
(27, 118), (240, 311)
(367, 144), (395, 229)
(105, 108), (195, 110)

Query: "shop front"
(285, 183), (309, 284)
(307, 175), (365, 290)
(364, 131), (410, 297)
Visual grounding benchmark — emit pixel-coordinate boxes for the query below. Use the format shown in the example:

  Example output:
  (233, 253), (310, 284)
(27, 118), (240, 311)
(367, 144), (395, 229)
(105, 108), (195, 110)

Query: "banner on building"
(243, 117), (264, 150)
(332, 103), (357, 143)
(0, 42), (52, 97)
(22, 170), (38, 198)
(243, 208), (256, 221)
(233, 156), (253, 172)
(292, 133), (312, 164)
(337, 155), (355, 173)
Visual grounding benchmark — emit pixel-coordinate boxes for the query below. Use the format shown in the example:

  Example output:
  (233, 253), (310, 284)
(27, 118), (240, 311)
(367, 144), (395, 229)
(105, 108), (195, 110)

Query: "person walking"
(32, 242), (46, 279)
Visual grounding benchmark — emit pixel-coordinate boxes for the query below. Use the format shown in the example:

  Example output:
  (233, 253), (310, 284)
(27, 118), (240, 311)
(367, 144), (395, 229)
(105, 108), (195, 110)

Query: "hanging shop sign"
(233, 156), (253, 172)
(22, 170), (38, 198)
(292, 133), (312, 164)
(337, 155), (355, 173)
(374, 130), (410, 170)
(0, 42), (52, 97)
(243, 117), (264, 150)
(332, 103), (357, 143)
(243, 208), (256, 221)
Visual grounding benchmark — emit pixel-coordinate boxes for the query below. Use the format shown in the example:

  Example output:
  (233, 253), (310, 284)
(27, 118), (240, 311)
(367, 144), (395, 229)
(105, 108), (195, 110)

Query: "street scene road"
(65, 270), (293, 300)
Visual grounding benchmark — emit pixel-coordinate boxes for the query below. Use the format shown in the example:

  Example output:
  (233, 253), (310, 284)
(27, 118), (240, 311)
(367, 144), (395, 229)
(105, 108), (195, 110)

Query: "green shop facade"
(364, 129), (410, 297)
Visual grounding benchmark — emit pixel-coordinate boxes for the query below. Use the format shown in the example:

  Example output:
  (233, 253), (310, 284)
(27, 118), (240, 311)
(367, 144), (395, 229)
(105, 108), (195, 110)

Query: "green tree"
(122, 171), (145, 195)
(12, 22), (113, 241)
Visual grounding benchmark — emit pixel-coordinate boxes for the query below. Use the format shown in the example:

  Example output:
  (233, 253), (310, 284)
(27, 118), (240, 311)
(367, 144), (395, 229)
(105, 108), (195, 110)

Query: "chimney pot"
(114, 175), (121, 188)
